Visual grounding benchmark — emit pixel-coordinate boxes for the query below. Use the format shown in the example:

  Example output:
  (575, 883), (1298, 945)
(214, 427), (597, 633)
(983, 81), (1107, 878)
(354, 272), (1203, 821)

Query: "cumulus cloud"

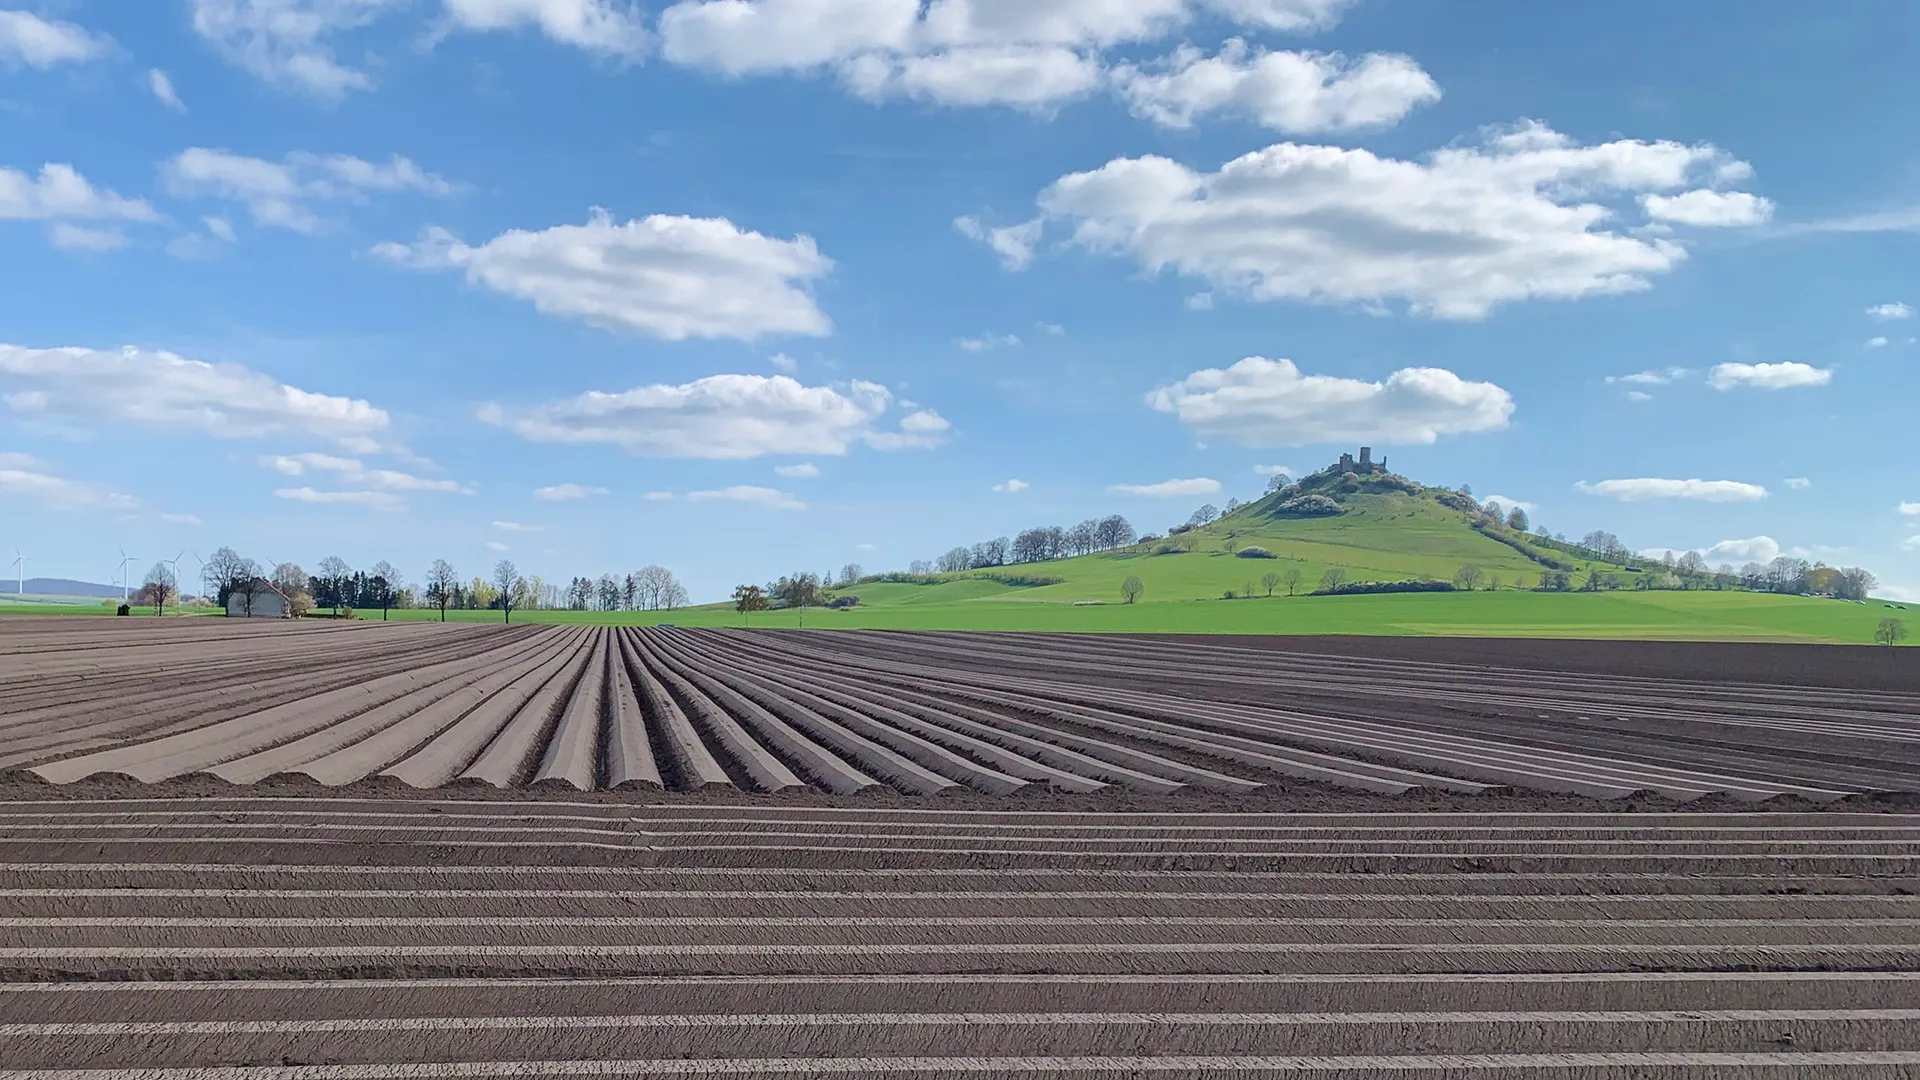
(1696, 536), (1781, 565)
(532, 483), (609, 501)
(1706, 361), (1832, 391)
(259, 453), (466, 494)
(1, 163), (157, 228)
(0, 344), (389, 448)
(1480, 494), (1537, 515)
(1640, 189), (1773, 227)
(658, 0), (1362, 110)
(484, 374), (945, 458)
(163, 148), (452, 233)
(1866, 336), (1889, 349)
(1007, 121), (1765, 319)
(1900, 501), (1920, 516)
(1606, 367), (1689, 386)
(273, 486), (404, 510)
(485, 540), (510, 552)
(992, 478), (1029, 493)
(1783, 477), (1811, 490)
(1575, 478), (1769, 503)
(375, 209), (832, 341)
(1111, 41), (1438, 133)
(643, 490), (674, 500)
(436, 0), (649, 55)
(774, 462), (821, 477)
(148, 69), (187, 111)
(687, 484), (806, 510)
(1625, 390), (1653, 403)
(956, 332), (1020, 352)
(161, 512), (203, 526)
(0, 10), (112, 68)
(1109, 476), (1221, 497)
(1253, 464), (1293, 477)
(1147, 357), (1513, 447)
(1867, 302), (1912, 321)
(0, 452), (137, 511)
(954, 215), (1042, 271)
(48, 224), (130, 252)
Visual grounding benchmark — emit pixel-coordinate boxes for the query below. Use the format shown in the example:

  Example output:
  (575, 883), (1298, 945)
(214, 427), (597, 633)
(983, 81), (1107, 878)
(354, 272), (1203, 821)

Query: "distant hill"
(9, 578), (122, 599)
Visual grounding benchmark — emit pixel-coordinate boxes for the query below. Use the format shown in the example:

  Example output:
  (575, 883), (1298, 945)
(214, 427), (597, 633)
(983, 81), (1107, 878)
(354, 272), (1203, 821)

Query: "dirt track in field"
(2, 619), (1914, 803)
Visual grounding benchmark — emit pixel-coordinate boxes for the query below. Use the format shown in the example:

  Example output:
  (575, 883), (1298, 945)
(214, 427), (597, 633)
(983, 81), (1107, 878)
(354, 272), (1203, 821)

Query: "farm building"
(225, 579), (290, 619)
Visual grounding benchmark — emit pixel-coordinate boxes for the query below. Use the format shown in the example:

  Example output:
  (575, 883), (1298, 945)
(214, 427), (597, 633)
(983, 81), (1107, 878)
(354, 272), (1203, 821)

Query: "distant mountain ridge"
(8, 578), (122, 599)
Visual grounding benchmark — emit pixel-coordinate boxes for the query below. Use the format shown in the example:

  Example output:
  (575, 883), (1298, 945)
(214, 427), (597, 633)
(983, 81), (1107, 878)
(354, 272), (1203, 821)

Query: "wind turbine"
(117, 548), (137, 603)
(162, 552), (185, 614)
(9, 548), (26, 596)
(190, 553), (205, 600)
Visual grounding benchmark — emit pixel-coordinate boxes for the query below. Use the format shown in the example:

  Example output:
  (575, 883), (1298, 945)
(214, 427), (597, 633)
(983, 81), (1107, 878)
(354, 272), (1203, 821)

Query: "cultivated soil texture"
(2, 618), (1917, 1076)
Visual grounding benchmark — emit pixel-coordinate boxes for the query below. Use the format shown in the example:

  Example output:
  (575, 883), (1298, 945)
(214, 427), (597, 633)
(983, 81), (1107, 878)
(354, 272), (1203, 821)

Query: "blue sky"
(3, 0), (1918, 601)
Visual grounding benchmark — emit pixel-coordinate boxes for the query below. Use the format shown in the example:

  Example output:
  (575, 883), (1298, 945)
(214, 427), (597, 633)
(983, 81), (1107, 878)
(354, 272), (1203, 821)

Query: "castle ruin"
(1336, 447), (1387, 475)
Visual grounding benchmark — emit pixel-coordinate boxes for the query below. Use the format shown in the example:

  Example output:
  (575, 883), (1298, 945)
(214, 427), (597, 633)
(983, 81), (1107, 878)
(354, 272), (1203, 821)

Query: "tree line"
(914, 514), (1137, 574)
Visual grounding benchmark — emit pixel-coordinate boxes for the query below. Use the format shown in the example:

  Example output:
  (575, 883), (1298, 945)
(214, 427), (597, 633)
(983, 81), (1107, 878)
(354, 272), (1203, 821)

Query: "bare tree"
(368, 561), (400, 621)
(938, 546), (972, 573)
(270, 562), (307, 598)
(1261, 571), (1281, 597)
(1120, 576), (1144, 605)
(1876, 618), (1907, 647)
(315, 555), (353, 616)
(425, 560), (458, 621)
(1836, 567), (1879, 602)
(1318, 567), (1348, 592)
(1187, 504), (1219, 528)
(141, 562), (177, 616)
(908, 559), (933, 575)
(1453, 564), (1485, 591)
(492, 560), (521, 624)
(1283, 568), (1302, 596)
(839, 563), (864, 587)
(202, 546), (254, 608)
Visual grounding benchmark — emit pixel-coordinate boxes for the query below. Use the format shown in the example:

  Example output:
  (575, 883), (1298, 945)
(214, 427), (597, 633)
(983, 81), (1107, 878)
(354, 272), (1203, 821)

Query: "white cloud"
(1480, 494), (1537, 515)
(1147, 357), (1513, 447)
(160, 512), (203, 526)
(148, 69), (187, 111)
(775, 462), (821, 477)
(1253, 463), (1293, 477)
(1783, 477), (1811, 490)
(687, 484), (806, 510)
(188, 0), (403, 101)
(658, 0), (1360, 109)
(769, 352), (798, 372)
(1037, 322), (1065, 336)
(48, 224), (130, 252)
(1866, 336), (1889, 349)
(0, 344), (389, 447)
(1899, 502), (1920, 516)
(643, 490), (674, 500)
(1706, 361), (1832, 391)
(992, 478), (1029, 493)
(1019, 120), (1763, 319)
(1606, 367), (1689, 386)
(1184, 292), (1215, 311)
(1109, 476), (1221, 497)
(486, 540), (511, 552)
(437, 0), (649, 55)
(1692, 536), (1781, 565)
(259, 454), (467, 497)
(532, 483), (610, 501)
(490, 375), (945, 458)
(1, 163), (156, 225)
(375, 209), (832, 341)
(954, 215), (1042, 271)
(0, 10), (112, 68)
(1867, 302), (1913, 321)
(273, 487), (404, 510)
(1112, 41), (1438, 133)
(0, 452), (137, 511)
(855, 542), (878, 551)
(1640, 189), (1773, 227)
(956, 332), (1020, 352)
(1576, 478), (1769, 503)
(1625, 390), (1653, 403)
(163, 148), (453, 233)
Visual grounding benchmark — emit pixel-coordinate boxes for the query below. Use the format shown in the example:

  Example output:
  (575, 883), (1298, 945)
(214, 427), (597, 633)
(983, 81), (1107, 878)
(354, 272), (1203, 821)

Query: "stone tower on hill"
(1336, 447), (1387, 475)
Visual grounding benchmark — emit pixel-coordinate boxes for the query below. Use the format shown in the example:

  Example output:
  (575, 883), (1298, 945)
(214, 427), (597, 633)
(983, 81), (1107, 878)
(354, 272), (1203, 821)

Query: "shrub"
(1235, 545), (1277, 559)
(1317, 580), (1457, 596)
(1152, 543), (1184, 556)
(826, 595), (861, 609)
(969, 571), (1065, 588)
(1272, 494), (1344, 518)
(115, 603), (131, 617)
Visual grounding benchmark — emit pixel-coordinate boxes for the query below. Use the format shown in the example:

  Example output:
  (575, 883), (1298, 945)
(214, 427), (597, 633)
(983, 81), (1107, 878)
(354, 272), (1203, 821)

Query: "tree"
(1836, 567), (1879, 602)
(1120, 576), (1144, 605)
(1283, 568), (1302, 596)
(315, 555), (353, 616)
(839, 563), (863, 587)
(908, 559), (933, 576)
(492, 560), (521, 623)
(141, 562), (177, 616)
(1487, 574), (1503, 592)
(621, 573), (640, 611)
(1094, 515), (1136, 550)
(1453, 564), (1485, 591)
(368, 561), (400, 620)
(424, 560), (458, 621)
(1766, 556), (1812, 595)
(1187, 504), (1219, 528)
(270, 562), (307, 598)
(1261, 571), (1281, 597)
(1505, 506), (1530, 533)
(202, 546), (255, 608)
(773, 571), (824, 625)
(1876, 618), (1907, 647)
(1264, 473), (1290, 494)
(938, 546), (972, 573)
(1319, 567), (1349, 592)
(1067, 520), (1098, 555)
(596, 574), (621, 612)
(733, 584), (768, 624)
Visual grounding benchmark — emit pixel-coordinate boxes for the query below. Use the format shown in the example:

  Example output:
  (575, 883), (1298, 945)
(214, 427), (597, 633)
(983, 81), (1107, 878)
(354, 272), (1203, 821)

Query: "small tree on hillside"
(425, 559), (458, 621)
(492, 560), (521, 624)
(142, 562), (177, 616)
(1453, 564), (1485, 591)
(1319, 567), (1349, 592)
(1284, 568), (1302, 596)
(1876, 618), (1908, 647)
(1505, 506), (1530, 533)
(1261, 571), (1281, 597)
(733, 584), (768, 624)
(1120, 576), (1144, 605)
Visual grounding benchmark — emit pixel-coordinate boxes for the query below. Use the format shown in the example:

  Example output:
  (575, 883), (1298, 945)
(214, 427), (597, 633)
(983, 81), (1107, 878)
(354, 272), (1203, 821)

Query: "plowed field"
(2, 619), (1916, 801)
(4, 619), (1918, 1076)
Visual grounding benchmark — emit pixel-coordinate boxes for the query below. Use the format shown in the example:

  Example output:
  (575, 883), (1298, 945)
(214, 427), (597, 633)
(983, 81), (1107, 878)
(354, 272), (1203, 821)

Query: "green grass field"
(362, 590), (1912, 645)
